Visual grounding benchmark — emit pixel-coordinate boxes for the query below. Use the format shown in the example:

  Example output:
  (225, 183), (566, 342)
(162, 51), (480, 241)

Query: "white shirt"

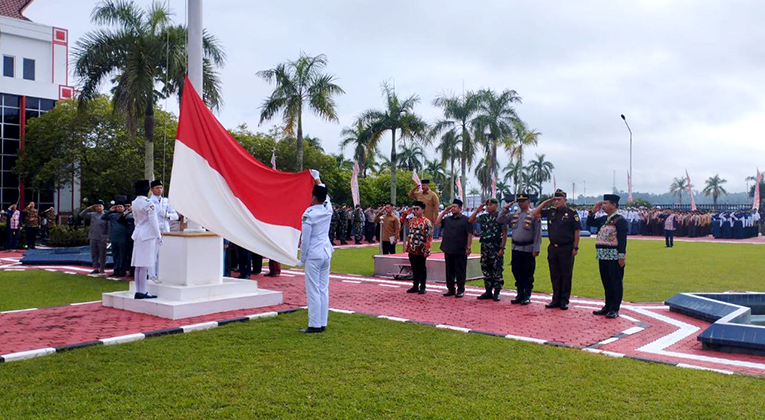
(151, 194), (179, 233)
(300, 185), (334, 263)
(131, 196), (161, 243)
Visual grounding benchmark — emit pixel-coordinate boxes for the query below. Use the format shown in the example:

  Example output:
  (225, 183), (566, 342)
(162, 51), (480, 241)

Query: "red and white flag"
(627, 171), (632, 204)
(270, 149), (277, 170)
(754, 169), (762, 210)
(412, 171), (422, 191)
(686, 169), (696, 211)
(456, 178), (464, 202)
(170, 77), (314, 265)
(351, 162), (360, 207)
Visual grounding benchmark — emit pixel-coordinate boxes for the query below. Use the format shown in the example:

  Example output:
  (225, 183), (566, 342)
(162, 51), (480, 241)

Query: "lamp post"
(621, 114), (633, 203)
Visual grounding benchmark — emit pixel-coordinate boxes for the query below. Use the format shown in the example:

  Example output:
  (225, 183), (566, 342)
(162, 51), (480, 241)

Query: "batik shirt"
(589, 211), (628, 261)
(406, 216), (433, 256)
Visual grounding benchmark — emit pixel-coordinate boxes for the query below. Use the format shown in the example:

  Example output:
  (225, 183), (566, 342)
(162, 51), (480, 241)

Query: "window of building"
(2, 56), (14, 78)
(23, 59), (35, 81)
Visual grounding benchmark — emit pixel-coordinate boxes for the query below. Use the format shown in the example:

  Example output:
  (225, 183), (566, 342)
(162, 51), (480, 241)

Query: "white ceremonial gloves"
(310, 169), (321, 181)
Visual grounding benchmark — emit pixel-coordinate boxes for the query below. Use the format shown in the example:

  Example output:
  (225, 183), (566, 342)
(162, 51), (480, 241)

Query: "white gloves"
(310, 169), (321, 180)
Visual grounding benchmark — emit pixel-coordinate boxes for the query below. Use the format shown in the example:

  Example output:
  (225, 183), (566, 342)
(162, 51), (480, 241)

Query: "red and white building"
(0, 0), (79, 216)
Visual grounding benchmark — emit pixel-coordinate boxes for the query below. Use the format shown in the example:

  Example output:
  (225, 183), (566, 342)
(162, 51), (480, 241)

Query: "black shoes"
(443, 290), (456, 297)
(545, 302), (560, 309)
(559, 303), (569, 310)
(418, 289), (426, 294)
(301, 327), (323, 333)
(134, 292), (157, 299)
(406, 286), (419, 293)
(478, 292), (493, 300)
(456, 290), (465, 298)
(492, 288), (501, 301)
(606, 311), (619, 319)
(90, 270), (100, 274)
(593, 308), (609, 316)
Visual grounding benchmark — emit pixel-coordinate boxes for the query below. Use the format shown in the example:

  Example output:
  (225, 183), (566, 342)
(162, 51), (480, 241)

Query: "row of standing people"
(2, 202), (52, 250)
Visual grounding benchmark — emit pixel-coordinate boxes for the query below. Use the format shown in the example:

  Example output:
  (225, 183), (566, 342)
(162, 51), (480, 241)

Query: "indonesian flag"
(271, 149), (277, 170)
(412, 171), (422, 191)
(627, 171), (632, 204)
(351, 162), (360, 207)
(754, 169), (762, 210)
(456, 178), (464, 202)
(169, 77), (314, 265)
(686, 169), (696, 211)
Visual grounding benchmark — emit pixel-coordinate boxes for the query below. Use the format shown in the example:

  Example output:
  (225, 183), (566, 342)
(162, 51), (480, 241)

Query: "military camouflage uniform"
(352, 207), (365, 242)
(336, 207), (348, 244)
(478, 211), (507, 290)
(329, 207), (339, 244)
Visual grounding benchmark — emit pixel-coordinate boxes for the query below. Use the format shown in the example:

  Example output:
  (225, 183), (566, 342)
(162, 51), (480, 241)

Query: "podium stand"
(102, 232), (283, 319)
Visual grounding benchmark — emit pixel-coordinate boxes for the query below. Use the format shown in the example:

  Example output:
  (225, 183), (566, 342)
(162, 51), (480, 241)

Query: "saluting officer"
(469, 198), (508, 301)
(589, 194), (628, 319)
(534, 189), (580, 310)
(498, 192), (541, 305)
(297, 170), (334, 333)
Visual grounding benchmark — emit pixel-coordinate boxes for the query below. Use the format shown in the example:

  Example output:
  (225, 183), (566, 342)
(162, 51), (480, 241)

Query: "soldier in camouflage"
(352, 204), (365, 245)
(469, 198), (508, 301)
(336, 204), (348, 245)
(329, 204), (339, 245)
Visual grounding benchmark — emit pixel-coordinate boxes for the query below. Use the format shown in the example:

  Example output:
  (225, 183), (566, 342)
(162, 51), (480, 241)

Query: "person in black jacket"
(588, 194), (628, 319)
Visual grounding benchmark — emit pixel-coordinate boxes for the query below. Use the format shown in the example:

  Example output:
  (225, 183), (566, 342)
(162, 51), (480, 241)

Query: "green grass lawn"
(330, 238), (765, 302)
(0, 311), (763, 419)
(0, 271), (128, 311)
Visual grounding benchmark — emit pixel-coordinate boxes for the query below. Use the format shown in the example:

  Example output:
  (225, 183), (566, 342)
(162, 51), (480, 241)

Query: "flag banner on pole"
(491, 174), (497, 198)
(686, 169), (696, 211)
(456, 178), (464, 202)
(754, 169), (762, 210)
(627, 171), (632, 204)
(351, 162), (360, 207)
(169, 76), (314, 265)
(271, 149), (277, 170)
(412, 171), (422, 191)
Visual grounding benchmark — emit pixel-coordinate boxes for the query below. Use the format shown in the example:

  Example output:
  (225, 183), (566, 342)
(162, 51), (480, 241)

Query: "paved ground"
(1, 252), (765, 376)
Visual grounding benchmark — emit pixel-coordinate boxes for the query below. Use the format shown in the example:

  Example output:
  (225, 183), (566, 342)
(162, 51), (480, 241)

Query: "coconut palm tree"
(397, 143), (426, 172)
(474, 157), (499, 199)
(502, 160), (522, 193)
(669, 177), (689, 205)
(702, 174), (728, 208)
(509, 119), (541, 184)
(330, 153), (354, 172)
(74, 0), (226, 179)
(432, 92), (481, 202)
(423, 159), (447, 196)
(361, 82), (429, 203)
(257, 53), (345, 171)
(303, 135), (324, 152)
(340, 119), (375, 176)
(525, 153), (554, 196)
(436, 130), (460, 200)
(474, 88), (522, 183)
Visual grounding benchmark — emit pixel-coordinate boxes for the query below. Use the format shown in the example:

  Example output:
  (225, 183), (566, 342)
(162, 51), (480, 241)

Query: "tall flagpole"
(185, 0), (205, 232)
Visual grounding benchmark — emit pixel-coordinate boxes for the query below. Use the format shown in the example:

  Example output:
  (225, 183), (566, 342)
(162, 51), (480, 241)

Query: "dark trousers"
(548, 244), (575, 305)
(365, 222), (375, 242)
(598, 259), (624, 312)
(444, 253), (467, 293)
(111, 240), (128, 276)
(268, 259), (281, 275)
(26, 227), (38, 249)
(89, 239), (107, 270)
(511, 250), (536, 295)
(408, 253), (427, 290)
(381, 241), (396, 255)
(251, 253), (263, 275)
(6, 228), (19, 249)
(237, 247), (252, 278)
(665, 230), (674, 247)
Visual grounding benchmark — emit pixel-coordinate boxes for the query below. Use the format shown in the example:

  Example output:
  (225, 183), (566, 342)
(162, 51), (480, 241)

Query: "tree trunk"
(449, 158), (455, 200)
(144, 102), (155, 180)
(296, 110), (304, 171)
(390, 130), (397, 204)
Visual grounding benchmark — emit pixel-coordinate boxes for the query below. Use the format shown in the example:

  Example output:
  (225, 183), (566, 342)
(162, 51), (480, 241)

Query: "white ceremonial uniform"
(150, 194), (179, 279)
(299, 184), (334, 328)
(131, 196), (161, 268)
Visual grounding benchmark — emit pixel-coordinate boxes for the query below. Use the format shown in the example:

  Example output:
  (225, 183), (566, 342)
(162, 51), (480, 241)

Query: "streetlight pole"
(621, 114), (633, 203)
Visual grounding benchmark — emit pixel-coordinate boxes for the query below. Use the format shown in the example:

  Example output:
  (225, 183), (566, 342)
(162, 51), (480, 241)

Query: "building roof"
(0, 0), (34, 21)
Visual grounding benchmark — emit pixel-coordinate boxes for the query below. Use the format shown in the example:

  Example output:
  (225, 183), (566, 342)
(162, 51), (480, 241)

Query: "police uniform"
(589, 194), (628, 318)
(299, 179), (334, 331)
(131, 180), (161, 299)
(499, 193), (542, 304)
(475, 199), (508, 300)
(149, 180), (178, 280)
(540, 189), (580, 308)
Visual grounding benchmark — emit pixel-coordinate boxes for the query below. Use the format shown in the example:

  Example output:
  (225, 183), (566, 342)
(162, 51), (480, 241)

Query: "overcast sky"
(25, 0), (765, 196)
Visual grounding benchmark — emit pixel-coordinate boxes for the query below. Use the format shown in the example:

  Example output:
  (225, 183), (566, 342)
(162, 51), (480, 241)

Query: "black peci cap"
(603, 194), (621, 204)
(134, 180), (151, 197)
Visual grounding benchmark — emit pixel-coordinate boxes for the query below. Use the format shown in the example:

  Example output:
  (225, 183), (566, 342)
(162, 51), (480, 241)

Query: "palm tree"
(496, 180), (512, 201)
(436, 130), (460, 200)
(303, 135), (324, 152)
(669, 177), (689, 205)
(432, 92), (481, 202)
(257, 53), (345, 171)
(340, 119), (376, 177)
(702, 174), (728, 208)
(509, 119), (541, 186)
(397, 143), (425, 172)
(502, 160), (522, 193)
(525, 154), (554, 196)
(474, 89), (522, 183)
(474, 157), (498, 199)
(330, 153), (354, 172)
(74, 0), (226, 179)
(423, 159), (447, 195)
(361, 82), (429, 203)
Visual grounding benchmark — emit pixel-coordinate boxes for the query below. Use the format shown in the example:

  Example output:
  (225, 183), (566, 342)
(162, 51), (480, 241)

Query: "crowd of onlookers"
(2, 202), (56, 250)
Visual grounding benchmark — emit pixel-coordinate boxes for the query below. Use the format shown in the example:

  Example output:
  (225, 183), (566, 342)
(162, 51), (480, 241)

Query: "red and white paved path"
(1, 253), (765, 376)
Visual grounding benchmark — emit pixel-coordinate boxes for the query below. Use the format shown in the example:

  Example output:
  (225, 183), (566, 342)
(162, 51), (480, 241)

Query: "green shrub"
(48, 225), (89, 247)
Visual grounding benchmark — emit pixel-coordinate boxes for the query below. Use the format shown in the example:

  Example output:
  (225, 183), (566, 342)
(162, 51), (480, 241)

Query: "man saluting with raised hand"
(297, 170), (334, 333)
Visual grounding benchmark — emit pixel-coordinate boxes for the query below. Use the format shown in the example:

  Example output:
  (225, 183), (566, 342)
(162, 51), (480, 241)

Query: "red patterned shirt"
(406, 216), (433, 256)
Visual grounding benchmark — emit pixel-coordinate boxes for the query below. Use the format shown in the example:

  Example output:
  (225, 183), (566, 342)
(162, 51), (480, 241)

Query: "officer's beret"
(554, 189), (567, 198)
(487, 198), (499, 204)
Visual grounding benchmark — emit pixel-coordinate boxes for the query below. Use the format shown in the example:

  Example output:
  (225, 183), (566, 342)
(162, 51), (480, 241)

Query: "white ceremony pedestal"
(102, 232), (283, 319)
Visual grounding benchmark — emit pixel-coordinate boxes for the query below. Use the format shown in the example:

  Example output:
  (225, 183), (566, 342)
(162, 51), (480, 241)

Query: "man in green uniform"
(352, 204), (365, 245)
(329, 204), (339, 244)
(336, 204), (348, 245)
(534, 189), (580, 310)
(469, 198), (508, 301)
